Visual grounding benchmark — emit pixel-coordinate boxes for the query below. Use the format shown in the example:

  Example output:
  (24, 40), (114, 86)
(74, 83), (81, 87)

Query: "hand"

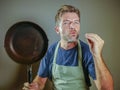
(22, 82), (29, 90)
(22, 82), (40, 90)
(85, 33), (104, 57)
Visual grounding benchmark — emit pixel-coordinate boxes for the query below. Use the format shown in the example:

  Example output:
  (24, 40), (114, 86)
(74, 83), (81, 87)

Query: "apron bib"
(52, 41), (88, 90)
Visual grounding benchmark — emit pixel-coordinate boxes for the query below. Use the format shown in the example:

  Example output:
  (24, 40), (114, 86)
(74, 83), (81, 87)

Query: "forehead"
(61, 12), (79, 20)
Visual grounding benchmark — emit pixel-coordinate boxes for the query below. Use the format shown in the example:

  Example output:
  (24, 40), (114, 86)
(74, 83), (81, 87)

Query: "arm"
(23, 75), (47, 90)
(85, 33), (114, 90)
(32, 75), (48, 90)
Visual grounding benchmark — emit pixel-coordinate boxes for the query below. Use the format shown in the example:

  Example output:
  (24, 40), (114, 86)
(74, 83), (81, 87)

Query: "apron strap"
(53, 41), (60, 63)
(53, 40), (82, 65)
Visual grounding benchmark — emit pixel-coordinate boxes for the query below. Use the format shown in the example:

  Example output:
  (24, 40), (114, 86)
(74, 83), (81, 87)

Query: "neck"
(60, 40), (78, 50)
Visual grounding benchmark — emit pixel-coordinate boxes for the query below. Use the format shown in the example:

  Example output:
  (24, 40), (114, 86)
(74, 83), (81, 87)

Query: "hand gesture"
(85, 33), (104, 57)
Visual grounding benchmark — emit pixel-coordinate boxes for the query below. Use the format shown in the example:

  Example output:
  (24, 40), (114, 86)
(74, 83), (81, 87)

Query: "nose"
(69, 22), (75, 29)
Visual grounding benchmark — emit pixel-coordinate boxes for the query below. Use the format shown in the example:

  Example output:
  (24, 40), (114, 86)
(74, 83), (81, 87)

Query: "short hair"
(55, 5), (80, 26)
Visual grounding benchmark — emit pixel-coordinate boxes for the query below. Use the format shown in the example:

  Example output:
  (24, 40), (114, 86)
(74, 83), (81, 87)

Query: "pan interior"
(4, 21), (48, 64)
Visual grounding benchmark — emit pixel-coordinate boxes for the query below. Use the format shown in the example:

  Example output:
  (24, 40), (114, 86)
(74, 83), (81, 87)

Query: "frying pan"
(4, 21), (48, 82)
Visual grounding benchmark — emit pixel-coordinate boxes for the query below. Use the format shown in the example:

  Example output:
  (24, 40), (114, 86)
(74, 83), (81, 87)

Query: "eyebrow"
(63, 19), (79, 22)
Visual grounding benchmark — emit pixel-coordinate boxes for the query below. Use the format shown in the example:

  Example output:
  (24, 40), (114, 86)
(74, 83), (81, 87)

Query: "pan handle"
(27, 64), (32, 83)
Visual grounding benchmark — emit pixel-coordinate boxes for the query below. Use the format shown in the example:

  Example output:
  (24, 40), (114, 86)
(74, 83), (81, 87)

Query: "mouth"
(69, 31), (79, 40)
(70, 31), (77, 36)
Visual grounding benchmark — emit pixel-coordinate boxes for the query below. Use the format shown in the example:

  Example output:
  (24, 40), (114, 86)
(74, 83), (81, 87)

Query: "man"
(23, 5), (113, 90)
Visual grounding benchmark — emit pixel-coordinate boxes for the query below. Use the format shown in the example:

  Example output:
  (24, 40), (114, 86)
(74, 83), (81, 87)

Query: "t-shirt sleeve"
(87, 53), (96, 80)
(81, 40), (96, 81)
(37, 51), (50, 78)
(37, 43), (56, 79)
(82, 44), (96, 87)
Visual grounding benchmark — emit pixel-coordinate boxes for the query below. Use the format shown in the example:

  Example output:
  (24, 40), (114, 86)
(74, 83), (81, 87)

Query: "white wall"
(0, 0), (120, 90)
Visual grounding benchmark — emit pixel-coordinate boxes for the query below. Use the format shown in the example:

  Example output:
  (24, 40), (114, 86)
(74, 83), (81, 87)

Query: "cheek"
(59, 25), (66, 33)
(77, 26), (80, 33)
(78, 28), (80, 33)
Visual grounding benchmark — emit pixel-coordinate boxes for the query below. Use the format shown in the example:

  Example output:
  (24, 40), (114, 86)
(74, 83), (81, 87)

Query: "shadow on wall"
(0, 63), (28, 90)
(0, 60), (53, 90)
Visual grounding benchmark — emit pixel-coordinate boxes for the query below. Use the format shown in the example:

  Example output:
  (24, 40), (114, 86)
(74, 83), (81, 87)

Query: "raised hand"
(85, 33), (104, 57)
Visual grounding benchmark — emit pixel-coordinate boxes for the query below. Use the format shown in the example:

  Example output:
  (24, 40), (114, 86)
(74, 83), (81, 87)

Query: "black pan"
(4, 21), (48, 64)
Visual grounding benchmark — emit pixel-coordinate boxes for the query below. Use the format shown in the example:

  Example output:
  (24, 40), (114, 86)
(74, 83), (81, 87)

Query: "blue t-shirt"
(37, 40), (96, 87)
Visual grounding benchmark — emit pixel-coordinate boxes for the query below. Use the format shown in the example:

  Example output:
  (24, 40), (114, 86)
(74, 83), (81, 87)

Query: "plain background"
(0, 0), (120, 90)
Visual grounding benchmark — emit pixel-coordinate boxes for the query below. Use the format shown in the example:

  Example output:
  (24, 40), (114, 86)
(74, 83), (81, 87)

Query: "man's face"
(56, 12), (80, 42)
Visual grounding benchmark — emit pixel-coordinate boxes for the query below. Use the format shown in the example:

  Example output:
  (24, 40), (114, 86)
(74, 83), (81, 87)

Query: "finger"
(85, 33), (96, 46)
(23, 82), (30, 90)
(86, 38), (94, 48)
(85, 33), (103, 42)
(22, 86), (29, 90)
(24, 82), (30, 87)
(29, 82), (39, 88)
(85, 33), (97, 41)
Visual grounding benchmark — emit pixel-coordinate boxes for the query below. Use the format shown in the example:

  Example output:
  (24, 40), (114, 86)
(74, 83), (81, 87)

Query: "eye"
(63, 21), (70, 25)
(74, 21), (80, 24)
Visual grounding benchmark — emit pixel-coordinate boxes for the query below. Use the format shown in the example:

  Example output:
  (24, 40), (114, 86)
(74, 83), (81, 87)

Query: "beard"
(62, 33), (79, 42)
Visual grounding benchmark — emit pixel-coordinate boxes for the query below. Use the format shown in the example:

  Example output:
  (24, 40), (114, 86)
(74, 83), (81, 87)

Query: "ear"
(55, 26), (60, 34)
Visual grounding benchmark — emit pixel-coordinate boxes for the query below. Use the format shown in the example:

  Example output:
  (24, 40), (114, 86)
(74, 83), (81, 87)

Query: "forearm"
(33, 76), (47, 90)
(93, 54), (114, 90)
(85, 33), (114, 89)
